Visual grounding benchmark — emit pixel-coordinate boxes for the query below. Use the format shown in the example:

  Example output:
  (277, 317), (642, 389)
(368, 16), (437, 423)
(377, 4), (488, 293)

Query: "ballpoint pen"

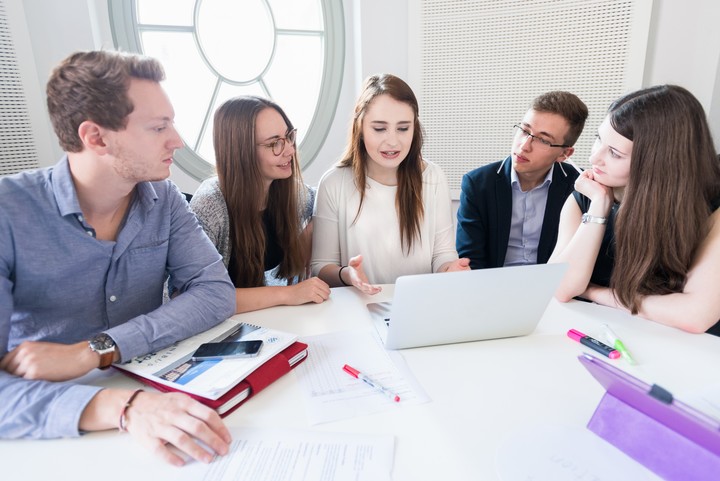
(602, 324), (636, 364)
(342, 364), (401, 402)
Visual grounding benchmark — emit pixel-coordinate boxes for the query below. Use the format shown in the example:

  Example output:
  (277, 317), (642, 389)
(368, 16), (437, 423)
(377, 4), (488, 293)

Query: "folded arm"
(583, 209), (720, 333)
(549, 172), (614, 302)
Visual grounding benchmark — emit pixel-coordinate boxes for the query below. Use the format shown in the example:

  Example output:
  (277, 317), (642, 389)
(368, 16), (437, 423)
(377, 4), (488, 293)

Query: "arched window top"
(108, 0), (344, 180)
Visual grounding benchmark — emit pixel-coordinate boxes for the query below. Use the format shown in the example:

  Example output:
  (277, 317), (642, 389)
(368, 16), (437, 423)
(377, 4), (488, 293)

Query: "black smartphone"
(191, 340), (264, 361)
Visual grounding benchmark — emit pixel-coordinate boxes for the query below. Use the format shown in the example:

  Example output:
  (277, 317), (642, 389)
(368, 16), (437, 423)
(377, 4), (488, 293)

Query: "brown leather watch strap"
(98, 350), (115, 370)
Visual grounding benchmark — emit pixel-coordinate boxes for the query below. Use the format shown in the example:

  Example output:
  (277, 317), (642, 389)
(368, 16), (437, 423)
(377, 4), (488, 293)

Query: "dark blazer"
(456, 156), (579, 269)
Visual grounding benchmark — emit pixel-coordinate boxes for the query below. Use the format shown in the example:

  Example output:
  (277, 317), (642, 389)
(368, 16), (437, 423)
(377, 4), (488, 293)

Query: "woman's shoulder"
(318, 165), (353, 189)
(421, 159), (445, 176)
(192, 177), (222, 199)
(421, 159), (450, 186)
(189, 177), (227, 219)
(299, 183), (316, 221)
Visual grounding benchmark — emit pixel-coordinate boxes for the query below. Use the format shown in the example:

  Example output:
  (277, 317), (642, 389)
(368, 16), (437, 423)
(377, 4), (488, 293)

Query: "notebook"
(368, 263), (567, 349)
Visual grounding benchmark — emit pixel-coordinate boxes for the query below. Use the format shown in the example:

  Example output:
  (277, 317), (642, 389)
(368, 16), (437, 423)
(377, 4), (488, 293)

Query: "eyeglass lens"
(272, 130), (297, 155)
(514, 125), (552, 148)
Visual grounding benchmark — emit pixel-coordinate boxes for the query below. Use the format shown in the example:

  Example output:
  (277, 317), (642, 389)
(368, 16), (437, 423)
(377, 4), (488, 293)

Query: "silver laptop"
(368, 263), (567, 349)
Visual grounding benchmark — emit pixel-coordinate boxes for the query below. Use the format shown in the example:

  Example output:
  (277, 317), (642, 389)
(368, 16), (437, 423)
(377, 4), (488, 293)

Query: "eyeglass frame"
(513, 124), (569, 149)
(256, 128), (298, 156)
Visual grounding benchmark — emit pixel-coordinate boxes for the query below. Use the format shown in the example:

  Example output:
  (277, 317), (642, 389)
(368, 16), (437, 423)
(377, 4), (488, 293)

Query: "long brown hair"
(213, 96), (306, 287)
(609, 85), (720, 312)
(338, 74), (424, 253)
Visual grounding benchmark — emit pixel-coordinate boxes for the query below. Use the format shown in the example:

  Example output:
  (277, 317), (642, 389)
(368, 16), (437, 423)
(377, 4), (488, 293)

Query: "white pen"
(342, 364), (401, 402)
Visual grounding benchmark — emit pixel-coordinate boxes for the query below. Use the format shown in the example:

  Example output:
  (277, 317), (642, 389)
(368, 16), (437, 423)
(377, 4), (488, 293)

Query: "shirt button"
(109, 295), (117, 302)
(77, 215), (84, 222)
(86, 231), (93, 236)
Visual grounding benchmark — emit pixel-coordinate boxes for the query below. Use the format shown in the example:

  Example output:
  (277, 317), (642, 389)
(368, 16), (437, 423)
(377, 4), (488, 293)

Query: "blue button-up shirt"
(0, 157), (235, 439)
(503, 165), (554, 266)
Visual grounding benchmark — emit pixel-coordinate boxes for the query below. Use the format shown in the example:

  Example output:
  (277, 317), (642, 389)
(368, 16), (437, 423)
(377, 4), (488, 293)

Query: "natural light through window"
(109, 0), (344, 178)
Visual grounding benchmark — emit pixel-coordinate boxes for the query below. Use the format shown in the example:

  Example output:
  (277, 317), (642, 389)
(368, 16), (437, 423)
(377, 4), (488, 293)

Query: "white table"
(4, 286), (720, 480)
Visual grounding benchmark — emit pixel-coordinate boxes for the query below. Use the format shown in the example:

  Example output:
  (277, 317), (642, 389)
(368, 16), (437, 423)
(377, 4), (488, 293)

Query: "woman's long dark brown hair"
(609, 85), (720, 312)
(338, 74), (424, 253)
(213, 96), (306, 287)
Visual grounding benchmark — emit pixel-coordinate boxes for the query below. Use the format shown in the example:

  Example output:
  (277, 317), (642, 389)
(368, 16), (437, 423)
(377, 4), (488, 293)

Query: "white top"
(311, 161), (459, 284)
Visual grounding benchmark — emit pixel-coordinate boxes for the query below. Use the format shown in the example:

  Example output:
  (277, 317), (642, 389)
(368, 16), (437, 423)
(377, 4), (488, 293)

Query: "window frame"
(107, 0), (344, 180)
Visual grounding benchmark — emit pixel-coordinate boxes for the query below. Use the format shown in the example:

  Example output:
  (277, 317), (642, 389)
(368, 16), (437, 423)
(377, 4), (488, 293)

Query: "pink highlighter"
(567, 329), (621, 359)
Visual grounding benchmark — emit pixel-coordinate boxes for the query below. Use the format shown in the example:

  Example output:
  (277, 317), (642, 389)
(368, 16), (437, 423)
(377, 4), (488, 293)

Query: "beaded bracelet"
(118, 389), (144, 432)
(338, 265), (350, 286)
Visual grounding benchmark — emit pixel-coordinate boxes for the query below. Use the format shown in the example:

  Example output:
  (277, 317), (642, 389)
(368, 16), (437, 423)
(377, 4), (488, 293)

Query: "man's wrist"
(88, 333), (117, 369)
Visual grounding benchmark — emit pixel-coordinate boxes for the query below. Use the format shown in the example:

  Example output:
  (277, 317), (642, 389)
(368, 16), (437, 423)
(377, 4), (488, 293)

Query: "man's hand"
(81, 389), (232, 466)
(0, 340), (99, 381)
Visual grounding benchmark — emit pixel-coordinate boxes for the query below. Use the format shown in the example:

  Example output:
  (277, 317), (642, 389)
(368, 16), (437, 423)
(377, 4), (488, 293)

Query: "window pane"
(137, 0), (195, 26)
(269, 0), (323, 30)
(264, 35), (324, 145)
(197, 82), (269, 163)
(110, 0), (344, 175)
(197, 0), (274, 82)
(141, 31), (217, 150)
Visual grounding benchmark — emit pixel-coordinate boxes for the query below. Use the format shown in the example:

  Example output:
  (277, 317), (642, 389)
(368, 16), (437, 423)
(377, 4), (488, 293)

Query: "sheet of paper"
(294, 329), (430, 424)
(181, 428), (394, 481)
(496, 423), (662, 481)
(682, 384), (720, 424)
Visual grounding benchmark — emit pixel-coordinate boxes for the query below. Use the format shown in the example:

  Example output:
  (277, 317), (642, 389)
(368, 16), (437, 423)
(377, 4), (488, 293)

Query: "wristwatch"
(88, 333), (116, 369)
(581, 213), (608, 225)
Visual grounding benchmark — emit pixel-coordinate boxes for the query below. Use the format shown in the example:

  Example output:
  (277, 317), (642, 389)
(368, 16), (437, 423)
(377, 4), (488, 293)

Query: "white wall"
(16, 0), (720, 191)
(643, 0), (720, 144)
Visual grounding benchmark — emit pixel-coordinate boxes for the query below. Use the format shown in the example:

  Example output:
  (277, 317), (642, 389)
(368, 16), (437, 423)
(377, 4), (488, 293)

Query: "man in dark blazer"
(457, 91), (588, 269)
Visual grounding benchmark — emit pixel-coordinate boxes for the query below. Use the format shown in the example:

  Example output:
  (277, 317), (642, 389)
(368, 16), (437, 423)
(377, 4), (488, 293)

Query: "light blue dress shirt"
(0, 157), (235, 439)
(503, 165), (554, 266)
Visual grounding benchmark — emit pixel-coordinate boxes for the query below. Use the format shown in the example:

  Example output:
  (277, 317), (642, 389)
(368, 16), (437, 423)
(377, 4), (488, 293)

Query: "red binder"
(117, 341), (308, 417)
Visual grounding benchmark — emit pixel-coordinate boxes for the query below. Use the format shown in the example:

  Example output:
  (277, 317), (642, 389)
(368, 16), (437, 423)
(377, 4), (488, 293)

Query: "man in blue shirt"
(0, 51), (236, 465)
(456, 91), (588, 269)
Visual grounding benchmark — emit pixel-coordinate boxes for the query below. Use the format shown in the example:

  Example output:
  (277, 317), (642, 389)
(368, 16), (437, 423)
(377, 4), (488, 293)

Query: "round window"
(108, 0), (344, 179)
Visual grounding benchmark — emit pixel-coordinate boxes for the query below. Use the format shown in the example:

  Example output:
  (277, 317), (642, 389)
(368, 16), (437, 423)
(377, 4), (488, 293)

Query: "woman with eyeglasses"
(190, 96), (330, 312)
(550, 85), (720, 335)
(311, 74), (470, 294)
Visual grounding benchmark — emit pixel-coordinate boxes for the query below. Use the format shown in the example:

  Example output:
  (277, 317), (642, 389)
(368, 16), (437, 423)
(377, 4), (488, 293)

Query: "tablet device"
(579, 353), (720, 480)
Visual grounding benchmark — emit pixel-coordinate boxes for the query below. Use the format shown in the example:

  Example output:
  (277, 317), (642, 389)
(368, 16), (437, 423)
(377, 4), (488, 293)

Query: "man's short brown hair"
(46, 50), (165, 152)
(531, 91), (589, 146)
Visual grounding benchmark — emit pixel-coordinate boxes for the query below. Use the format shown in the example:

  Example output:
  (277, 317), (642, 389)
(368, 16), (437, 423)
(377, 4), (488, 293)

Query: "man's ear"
(77, 121), (109, 154)
(557, 146), (574, 161)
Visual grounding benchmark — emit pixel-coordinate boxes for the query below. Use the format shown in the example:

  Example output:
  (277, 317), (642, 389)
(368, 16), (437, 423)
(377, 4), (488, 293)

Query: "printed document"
(294, 329), (429, 424)
(182, 428), (394, 481)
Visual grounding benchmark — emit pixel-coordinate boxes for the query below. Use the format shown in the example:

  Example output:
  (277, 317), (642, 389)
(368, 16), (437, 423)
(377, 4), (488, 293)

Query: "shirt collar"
(51, 156), (83, 217)
(51, 155), (159, 217)
(510, 163), (555, 190)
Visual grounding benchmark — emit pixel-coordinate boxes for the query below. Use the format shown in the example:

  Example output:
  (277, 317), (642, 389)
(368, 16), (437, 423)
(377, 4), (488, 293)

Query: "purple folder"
(579, 353), (720, 481)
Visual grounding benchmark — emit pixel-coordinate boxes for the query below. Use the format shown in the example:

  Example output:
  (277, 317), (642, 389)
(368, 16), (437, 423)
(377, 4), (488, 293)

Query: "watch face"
(90, 334), (115, 351)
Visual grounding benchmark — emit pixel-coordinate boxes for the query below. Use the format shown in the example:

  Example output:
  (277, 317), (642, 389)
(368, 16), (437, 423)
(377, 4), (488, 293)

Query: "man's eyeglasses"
(257, 129), (297, 156)
(513, 124), (569, 149)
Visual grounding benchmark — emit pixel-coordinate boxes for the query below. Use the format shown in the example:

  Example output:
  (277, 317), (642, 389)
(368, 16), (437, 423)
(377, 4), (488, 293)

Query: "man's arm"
(109, 185), (236, 362)
(456, 173), (489, 269)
